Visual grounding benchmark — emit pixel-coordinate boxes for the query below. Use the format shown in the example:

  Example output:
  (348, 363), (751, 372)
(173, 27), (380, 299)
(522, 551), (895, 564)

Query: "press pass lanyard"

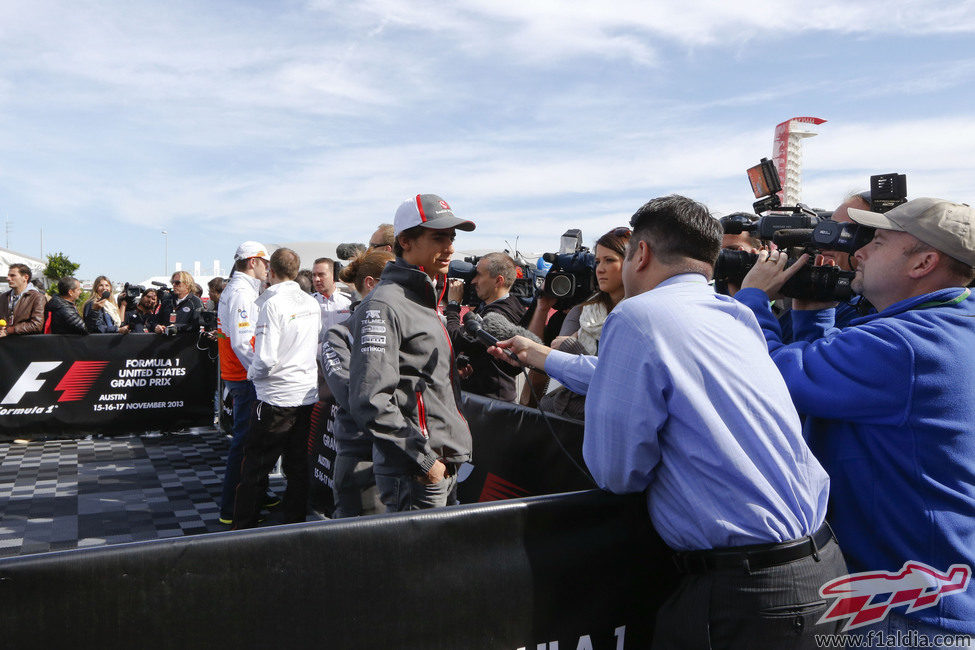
(914, 287), (971, 310)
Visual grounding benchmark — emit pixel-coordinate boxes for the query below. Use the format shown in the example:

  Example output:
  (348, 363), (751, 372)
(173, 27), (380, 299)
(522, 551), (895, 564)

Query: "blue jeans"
(219, 379), (256, 518)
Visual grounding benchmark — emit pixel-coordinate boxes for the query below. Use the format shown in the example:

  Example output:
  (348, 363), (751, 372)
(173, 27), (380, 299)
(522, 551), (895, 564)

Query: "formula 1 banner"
(0, 333), (217, 437)
(306, 399), (337, 514)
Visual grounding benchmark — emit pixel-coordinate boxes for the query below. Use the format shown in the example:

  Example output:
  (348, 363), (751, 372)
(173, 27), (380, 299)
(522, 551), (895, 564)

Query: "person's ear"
(634, 240), (653, 271)
(907, 249), (940, 279)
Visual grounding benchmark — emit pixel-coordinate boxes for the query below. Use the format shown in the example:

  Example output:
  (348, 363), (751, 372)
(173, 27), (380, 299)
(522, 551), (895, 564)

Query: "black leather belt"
(672, 523), (834, 574)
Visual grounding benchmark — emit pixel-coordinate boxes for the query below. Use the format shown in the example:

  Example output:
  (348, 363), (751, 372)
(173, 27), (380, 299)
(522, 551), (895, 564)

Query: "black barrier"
(0, 490), (681, 649)
(304, 393), (592, 514)
(458, 392), (593, 503)
(0, 333), (217, 437)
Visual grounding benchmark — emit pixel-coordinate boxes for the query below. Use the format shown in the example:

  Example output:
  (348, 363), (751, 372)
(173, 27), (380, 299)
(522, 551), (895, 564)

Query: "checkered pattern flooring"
(0, 427), (290, 558)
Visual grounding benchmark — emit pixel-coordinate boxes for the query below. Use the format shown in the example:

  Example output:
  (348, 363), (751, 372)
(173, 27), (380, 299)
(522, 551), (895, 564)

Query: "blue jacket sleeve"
(740, 290), (915, 425)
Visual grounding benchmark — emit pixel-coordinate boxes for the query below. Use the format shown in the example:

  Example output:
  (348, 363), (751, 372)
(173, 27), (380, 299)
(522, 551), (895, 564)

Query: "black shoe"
(263, 493), (281, 510)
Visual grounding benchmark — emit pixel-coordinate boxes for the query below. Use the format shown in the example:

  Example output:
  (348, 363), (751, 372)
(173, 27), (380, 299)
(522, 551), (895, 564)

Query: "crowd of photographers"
(3, 171), (975, 644)
(0, 265), (217, 337)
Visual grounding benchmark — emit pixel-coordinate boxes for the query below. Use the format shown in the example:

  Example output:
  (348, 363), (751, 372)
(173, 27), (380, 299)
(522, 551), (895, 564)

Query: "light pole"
(162, 230), (168, 275)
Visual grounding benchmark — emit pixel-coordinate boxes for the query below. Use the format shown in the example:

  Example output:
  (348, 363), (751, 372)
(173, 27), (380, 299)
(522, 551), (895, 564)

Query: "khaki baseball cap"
(847, 198), (975, 266)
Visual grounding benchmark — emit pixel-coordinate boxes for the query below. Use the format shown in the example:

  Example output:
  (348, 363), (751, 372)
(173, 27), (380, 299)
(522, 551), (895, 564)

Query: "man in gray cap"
(348, 194), (475, 511)
(737, 198), (975, 638)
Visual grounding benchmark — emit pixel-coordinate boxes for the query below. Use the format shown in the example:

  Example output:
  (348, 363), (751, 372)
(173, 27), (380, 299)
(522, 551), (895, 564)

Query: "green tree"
(43, 252), (80, 296)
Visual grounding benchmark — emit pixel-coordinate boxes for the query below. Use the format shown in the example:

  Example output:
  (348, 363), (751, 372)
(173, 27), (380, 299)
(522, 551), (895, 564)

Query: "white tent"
(0, 247), (46, 288)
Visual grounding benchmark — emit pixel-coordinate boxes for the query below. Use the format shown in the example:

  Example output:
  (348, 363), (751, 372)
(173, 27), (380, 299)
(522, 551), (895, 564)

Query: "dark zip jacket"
(348, 258), (471, 474)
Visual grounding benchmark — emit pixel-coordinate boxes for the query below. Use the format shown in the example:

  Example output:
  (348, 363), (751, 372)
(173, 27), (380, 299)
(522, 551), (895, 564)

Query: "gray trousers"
(374, 471), (458, 512)
(652, 536), (848, 649)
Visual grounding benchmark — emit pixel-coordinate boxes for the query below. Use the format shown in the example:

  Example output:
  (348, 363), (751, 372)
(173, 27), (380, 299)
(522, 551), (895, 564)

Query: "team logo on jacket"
(818, 561), (971, 631)
(365, 309), (380, 320)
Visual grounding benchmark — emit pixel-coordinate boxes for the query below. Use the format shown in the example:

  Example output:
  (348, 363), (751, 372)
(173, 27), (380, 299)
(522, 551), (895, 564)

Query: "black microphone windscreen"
(772, 229), (814, 249)
(336, 243), (366, 260)
(481, 312), (542, 344)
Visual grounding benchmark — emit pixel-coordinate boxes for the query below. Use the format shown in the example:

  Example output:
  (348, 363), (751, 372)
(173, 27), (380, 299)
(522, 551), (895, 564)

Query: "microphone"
(336, 243), (366, 260)
(771, 229), (814, 249)
(481, 312), (542, 344)
(463, 312), (521, 363)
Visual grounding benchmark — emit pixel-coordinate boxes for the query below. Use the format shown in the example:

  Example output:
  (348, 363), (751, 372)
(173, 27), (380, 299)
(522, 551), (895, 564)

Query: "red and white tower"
(772, 117), (826, 206)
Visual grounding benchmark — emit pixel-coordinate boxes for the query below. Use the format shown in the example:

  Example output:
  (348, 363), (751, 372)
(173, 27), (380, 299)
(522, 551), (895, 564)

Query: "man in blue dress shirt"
(492, 195), (847, 648)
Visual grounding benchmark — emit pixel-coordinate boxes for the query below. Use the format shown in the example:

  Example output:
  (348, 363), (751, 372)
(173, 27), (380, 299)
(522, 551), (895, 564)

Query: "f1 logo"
(1, 362), (63, 405)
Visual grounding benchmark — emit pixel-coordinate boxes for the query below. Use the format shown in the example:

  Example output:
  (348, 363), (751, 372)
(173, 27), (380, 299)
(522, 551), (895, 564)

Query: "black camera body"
(121, 282), (145, 307)
(200, 310), (218, 332)
(541, 250), (596, 311)
(713, 161), (907, 301)
(715, 250), (855, 301)
(447, 255), (537, 308)
(447, 258), (480, 306)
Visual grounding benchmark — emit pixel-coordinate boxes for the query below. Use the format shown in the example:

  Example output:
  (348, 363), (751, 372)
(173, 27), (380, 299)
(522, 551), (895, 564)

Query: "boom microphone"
(336, 243), (367, 260)
(463, 312), (521, 363)
(771, 229), (815, 249)
(481, 312), (542, 344)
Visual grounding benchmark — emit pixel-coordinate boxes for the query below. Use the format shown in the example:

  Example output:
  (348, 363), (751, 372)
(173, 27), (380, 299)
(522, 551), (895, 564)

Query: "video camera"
(447, 254), (537, 307)
(714, 159), (907, 300)
(151, 281), (176, 313)
(447, 258), (481, 306)
(540, 229), (596, 311)
(200, 310), (218, 332)
(119, 282), (145, 308)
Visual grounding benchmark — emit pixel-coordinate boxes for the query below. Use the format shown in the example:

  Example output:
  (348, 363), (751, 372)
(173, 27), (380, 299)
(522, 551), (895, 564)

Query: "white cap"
(234, 241), (270, 262)
(393, 194), (475, 237)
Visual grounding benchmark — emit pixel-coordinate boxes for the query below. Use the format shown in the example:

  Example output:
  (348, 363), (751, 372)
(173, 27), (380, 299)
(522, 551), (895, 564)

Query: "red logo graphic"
(53, 361), (110, 402)
(478, 473), (532, 502)
(819, 561), (971, 631)
(439, 200), (450, 210)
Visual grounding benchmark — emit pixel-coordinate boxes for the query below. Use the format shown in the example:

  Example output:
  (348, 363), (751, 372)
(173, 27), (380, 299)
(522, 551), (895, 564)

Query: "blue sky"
(2, 0), (974, 282)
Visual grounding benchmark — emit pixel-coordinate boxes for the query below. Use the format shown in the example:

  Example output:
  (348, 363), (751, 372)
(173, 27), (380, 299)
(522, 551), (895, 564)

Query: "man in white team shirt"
(233, 247), (322, 528)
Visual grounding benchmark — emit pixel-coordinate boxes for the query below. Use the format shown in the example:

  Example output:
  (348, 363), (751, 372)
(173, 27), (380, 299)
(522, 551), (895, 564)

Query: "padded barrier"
(306, 391), (594, 511)
(0, 490), (680, 649)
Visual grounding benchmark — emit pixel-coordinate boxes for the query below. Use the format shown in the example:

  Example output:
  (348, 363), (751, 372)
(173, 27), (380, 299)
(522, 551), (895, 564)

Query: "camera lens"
(549, 274), (574, 298)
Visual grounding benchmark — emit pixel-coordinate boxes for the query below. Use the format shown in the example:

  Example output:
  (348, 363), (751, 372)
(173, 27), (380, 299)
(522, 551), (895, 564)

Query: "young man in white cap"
(216, 241), (272, 525)
(233, 247), (321, 528)
(739, 198), (975, 638)
(348, 194), (475, 511)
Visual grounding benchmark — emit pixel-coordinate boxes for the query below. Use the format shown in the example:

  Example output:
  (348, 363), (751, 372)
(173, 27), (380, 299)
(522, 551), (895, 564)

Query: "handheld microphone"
(463, 312), (521, 363)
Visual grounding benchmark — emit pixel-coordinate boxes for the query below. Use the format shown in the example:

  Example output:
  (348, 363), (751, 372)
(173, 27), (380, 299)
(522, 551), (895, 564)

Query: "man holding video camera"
(445, 252), (526, 402)
(739, 197), (975, 637)
(492, 195), (845, 648)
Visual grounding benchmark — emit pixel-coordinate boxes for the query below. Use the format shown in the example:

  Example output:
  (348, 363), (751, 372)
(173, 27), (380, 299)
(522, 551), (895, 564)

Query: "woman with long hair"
(321, 248), (395, 517)
(556, 226), (630, 354)
(83, 275), (121, 333)
(530, 226), (631, 419)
